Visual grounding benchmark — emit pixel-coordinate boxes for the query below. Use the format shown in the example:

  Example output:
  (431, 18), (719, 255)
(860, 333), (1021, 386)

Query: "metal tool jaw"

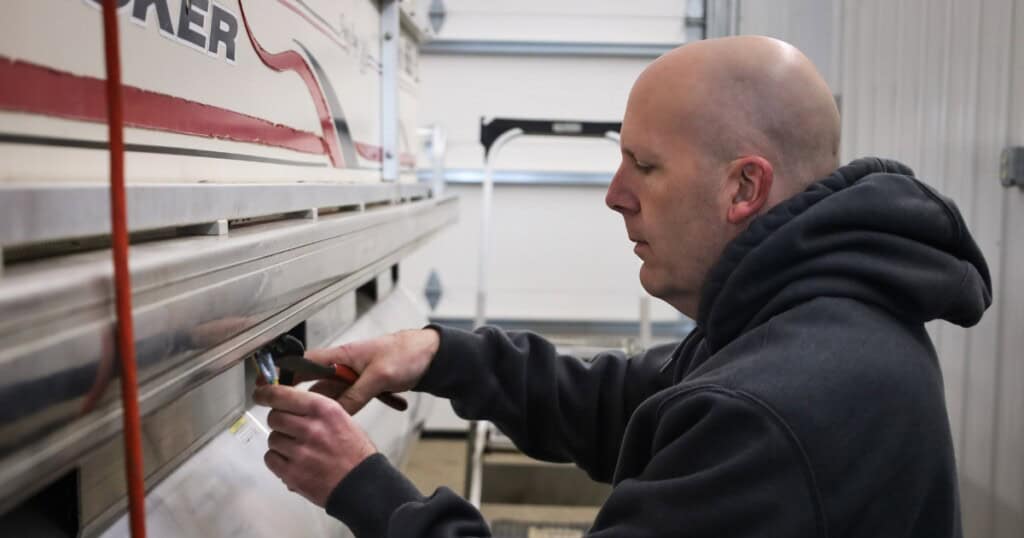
(270, 334), (306, 360)
(273, 336), (343, 385)
(253, 349), (278, 385)
(252, 334), (306, 385)
(253, 333), (410, 411)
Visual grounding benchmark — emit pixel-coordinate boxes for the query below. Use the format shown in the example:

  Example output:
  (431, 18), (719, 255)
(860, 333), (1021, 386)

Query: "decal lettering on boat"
(83, 0), (239, 64)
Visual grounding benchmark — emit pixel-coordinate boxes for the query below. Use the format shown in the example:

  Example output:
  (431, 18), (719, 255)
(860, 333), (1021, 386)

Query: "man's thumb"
(337, 380), (374, 415)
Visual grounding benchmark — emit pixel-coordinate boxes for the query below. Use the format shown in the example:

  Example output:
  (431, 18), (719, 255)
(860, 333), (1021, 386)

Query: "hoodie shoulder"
(698, 157), (992, 353)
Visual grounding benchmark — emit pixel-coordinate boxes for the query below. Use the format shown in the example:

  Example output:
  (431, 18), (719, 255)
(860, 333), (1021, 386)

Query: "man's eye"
(635, 160), (654, 173)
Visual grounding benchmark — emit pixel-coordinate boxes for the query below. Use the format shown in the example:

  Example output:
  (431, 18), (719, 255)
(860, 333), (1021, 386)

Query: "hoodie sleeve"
(414, 324), (677, 482)
(325, 454), (488, 538)
(325, 387), (821, 538)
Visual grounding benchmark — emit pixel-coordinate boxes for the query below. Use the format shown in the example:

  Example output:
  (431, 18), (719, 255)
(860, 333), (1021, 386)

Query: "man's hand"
(253, 384), (376, 507)
(302, 328), (440, 414)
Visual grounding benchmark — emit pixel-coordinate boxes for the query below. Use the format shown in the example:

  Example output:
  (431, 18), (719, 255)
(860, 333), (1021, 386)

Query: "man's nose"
(606, 167), (640, 215)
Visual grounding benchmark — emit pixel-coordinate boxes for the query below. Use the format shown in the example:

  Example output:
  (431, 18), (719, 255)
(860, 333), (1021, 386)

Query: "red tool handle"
(331, 364), (409, 412)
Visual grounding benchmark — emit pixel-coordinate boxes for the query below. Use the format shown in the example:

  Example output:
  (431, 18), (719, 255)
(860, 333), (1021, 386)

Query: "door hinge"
(1001, 146), (1024, 189)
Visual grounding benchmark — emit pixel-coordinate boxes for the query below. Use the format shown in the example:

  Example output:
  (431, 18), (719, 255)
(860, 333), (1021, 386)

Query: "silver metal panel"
(305, 292), (358, 350)
(95, 288), (433, 538)
(0, 182), (430, 248)
(0, 196), (457, 513)
(420, 39), (684, 58)
(98, 408), (345, 538)
(418, 167), (613, 187)
(81, 363), (246, 536)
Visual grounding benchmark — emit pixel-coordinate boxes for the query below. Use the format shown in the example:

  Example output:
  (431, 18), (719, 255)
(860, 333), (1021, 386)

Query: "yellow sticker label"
(229, 416), (247, 434)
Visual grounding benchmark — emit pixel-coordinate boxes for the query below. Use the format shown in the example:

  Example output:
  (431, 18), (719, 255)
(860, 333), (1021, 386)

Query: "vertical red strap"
(100, 2), (147, 537)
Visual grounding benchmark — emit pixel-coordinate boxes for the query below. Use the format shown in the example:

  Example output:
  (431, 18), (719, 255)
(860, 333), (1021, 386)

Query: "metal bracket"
(465, 117), (624, 510)
(479, 117), (622, 157)
(380, 0), (401, 181)
(179, 219), (229, 236)
(474, 117), (622, 328)
(292, 208), (319, 220)
(418, 125), (448, 196)
(1001, 146), (1024, 189)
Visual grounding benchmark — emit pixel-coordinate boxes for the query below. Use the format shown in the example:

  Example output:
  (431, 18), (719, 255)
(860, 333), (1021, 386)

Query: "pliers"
(263, 334), (408, 412)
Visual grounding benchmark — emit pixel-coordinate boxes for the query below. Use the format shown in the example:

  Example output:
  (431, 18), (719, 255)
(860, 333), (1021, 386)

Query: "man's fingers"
(337, 376), (387, 414)
(253, 384), (322, 415)
(268, 431), (301, 459)
(309, 379), (347, 399)
(264, 448), (289, 477)
(310, 378), (391, 415)
(305, 339), (378, 371)
(292, 341), (376, 385)
(266, 409), (309, 438)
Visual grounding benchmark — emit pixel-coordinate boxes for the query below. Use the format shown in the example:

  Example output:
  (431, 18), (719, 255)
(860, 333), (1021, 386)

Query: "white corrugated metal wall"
(838, 0), (1024, 536)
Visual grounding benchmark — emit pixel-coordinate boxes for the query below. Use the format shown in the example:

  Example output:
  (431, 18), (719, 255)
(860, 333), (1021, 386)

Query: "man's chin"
(639, 271), (694, 316)
(638, 268), (663, 298)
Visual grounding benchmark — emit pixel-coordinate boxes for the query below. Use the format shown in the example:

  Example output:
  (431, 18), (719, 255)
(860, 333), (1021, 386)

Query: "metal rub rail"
(0, 183), (456, 514)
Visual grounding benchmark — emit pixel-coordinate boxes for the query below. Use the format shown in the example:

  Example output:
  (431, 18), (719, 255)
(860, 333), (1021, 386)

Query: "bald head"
(607, 36), (842, 316)
(636, 36), (840, 201)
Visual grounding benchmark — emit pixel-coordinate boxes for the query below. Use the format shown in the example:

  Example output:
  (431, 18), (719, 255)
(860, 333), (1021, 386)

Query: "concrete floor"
(403, 438), (600, 532)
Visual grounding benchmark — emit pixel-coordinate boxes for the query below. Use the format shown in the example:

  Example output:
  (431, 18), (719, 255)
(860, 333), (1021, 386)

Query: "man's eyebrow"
(622, 146), (655, 163)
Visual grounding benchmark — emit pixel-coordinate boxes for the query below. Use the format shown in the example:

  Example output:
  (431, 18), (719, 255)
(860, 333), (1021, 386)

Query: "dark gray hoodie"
(326, 157), (992, 537)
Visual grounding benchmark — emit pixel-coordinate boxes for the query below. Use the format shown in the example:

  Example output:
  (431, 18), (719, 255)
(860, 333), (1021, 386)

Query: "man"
(254, 36), (991, 537)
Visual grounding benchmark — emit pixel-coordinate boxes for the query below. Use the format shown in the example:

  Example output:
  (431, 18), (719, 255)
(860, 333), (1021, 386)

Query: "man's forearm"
(415, 324), (673, 481)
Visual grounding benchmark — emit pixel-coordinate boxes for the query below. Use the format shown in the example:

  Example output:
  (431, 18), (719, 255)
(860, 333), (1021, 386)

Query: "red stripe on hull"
(0, 57), (327, 156)
(355, 142), (416, 167)
(238, 1), (344, 167)
(355, 141), (382, 162)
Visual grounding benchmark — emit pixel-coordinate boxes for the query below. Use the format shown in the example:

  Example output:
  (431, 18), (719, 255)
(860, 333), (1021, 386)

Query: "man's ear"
(726, 156), (774, 224)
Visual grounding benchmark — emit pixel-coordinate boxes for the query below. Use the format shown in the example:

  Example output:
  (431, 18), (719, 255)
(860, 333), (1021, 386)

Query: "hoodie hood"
(698, 157), (992, 353)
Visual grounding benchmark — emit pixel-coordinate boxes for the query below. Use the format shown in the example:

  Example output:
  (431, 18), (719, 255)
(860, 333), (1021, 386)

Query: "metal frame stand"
(380, 0), (400, 181)
(418, 124), (449, 197)
(464, 117), (621, 507)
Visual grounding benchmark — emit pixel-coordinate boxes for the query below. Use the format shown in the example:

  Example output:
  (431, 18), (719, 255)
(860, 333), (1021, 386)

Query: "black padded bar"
(480, 117), (622, 156)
